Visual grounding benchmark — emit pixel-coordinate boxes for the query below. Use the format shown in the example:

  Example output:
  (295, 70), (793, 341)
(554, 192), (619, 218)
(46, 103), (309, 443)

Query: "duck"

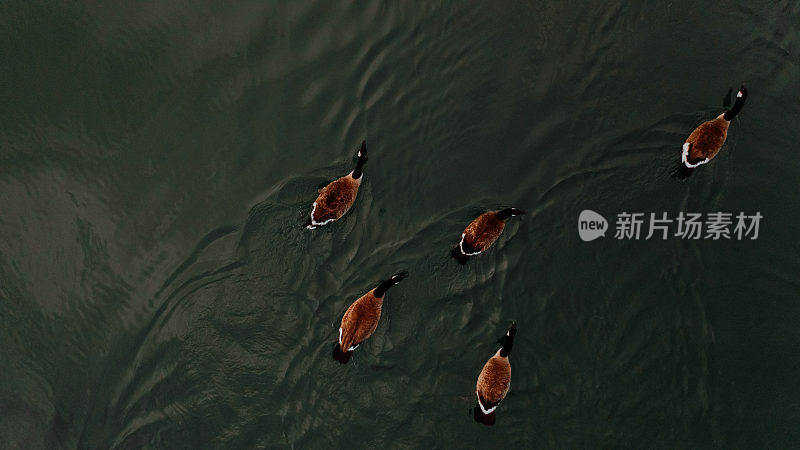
(474, 322), (516, 426)
(305, 141), (367, 229)
(680, 84), (747, 177)
(451, 208), (526, 264)
(333, 271), (409, 364)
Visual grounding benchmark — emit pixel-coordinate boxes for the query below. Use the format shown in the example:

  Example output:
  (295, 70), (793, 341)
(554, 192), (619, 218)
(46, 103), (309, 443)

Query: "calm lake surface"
(2, 0), (799, 448)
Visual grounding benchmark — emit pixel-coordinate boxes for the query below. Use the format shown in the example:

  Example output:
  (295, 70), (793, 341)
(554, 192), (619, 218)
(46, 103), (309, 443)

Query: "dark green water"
(2, 0), (800, 448)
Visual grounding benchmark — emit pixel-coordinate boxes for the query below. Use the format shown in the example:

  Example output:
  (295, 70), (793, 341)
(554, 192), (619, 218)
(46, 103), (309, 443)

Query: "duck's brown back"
(313, 176), (360, 223)
(476, 353), (511, 403)
(339, 291), (382, 351)
(687, 116), (730, 161)
(463, 212), (506, 252)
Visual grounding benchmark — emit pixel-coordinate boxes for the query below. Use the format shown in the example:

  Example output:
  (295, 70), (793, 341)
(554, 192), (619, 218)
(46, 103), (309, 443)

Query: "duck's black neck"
(723, 88), (748, 121)
(373, 279), (394, 298)
(352, 156), (366, 179)
(499, 334), (514, 357)
(352, 141), (367, 179)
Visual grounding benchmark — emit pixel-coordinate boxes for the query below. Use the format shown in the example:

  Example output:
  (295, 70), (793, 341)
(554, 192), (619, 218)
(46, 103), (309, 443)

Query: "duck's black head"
(723, 84), (747, 121)
(506, 321), (517, 339)
(374, 270), (408, 297)
(497, 208), (527, 221)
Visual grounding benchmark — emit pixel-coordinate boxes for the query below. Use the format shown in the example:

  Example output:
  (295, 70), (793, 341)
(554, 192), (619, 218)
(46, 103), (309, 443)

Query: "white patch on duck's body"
(307, 201), (336, 229)
(476, 391), (498, 414)
(459, 233), (482, 256)
(338, 327), (359, 351)
(681, 142), (710, 168)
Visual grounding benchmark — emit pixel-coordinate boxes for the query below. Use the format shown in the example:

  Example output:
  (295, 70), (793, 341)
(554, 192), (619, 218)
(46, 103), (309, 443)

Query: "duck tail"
(332, 342), (352, 364)
(473, 403), (496, 426)
(451, 245), (470, 265)
(723, 84), (747, 120)
(304, 217), (315, 229)
(675, 164), (694, 179)
(678, 142), (710, 175)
